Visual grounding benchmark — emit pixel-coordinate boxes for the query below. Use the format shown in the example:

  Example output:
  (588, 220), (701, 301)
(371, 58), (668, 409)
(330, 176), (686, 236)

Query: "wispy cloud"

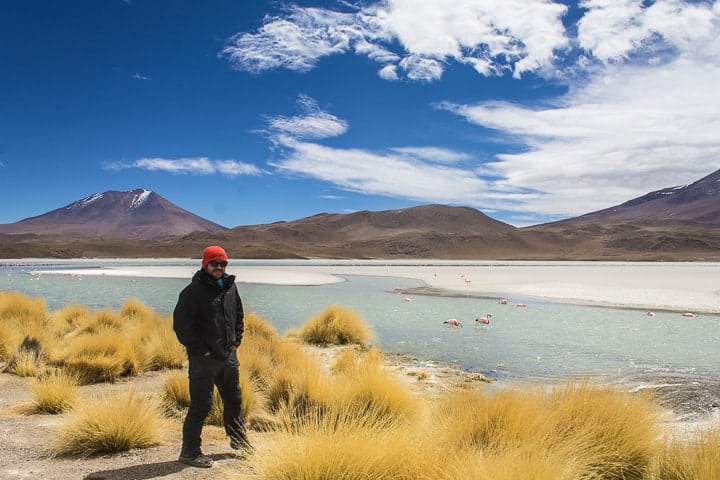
(132, 72), (151, 80)
(391, 147), (472, 164)
(104, 157), (261, 177)
(220, 0), (569, 81)
(270, 136), (496, 205)
(266, 94), (348, 139)
(264, 101), (517, 211)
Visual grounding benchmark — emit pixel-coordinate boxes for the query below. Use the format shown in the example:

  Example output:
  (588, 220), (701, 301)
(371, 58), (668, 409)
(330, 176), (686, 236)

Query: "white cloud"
(377, 64), (398, 80)
(221, 0), (569, 80)
(441, 53), (720, 216)
(397, 54), (445, 81)
(374, 0), (569, 78)
(132, 72), (151, 80)
(578, 0), (717, 63)
(266, 94), (348, 139)
(391, 147), (471, 163)
(104, 157), (261, 177)
(270, 136), (495, 204)
(221, 7), (362, 73)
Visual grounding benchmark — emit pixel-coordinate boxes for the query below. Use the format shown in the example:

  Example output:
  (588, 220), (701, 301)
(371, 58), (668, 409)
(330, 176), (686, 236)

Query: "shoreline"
(29, 259), (720, 314)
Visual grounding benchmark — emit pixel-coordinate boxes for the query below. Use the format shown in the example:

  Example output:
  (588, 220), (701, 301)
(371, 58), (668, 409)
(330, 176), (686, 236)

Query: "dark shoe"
(230, 434), (254, 453)
(178, 451), (213, 468)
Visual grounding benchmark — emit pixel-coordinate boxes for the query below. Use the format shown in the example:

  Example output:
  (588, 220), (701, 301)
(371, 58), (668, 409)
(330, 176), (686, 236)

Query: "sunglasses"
(209, 261), (228, 268)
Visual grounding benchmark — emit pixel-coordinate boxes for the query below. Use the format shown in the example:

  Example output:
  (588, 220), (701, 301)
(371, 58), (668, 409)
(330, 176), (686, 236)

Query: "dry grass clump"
(431, 381), (662, 480)
(1, 293), (184, 384)
(138, 316), (186, 370)
(298, 304), (373, 347)
(47, 303), (92, 334)
(31, 370), (79, 414)
(260, 345), (328, 420)
(160, 370), (191, 414)
(546, 381), (662, 480)
(653, 427), (720, 480)
(50, 389), (167, 457)
(0, 290), (47, 326)
(54, 332), (140, 384)
(330, 347), (420, 424)
(0, 291), (48, 368)
(255, 409), (445, 480)
(244, 311), (279, 340)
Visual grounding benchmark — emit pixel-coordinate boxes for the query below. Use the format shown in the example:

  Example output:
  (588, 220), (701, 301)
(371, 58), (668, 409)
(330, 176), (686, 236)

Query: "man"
(173, 245), (252, 468)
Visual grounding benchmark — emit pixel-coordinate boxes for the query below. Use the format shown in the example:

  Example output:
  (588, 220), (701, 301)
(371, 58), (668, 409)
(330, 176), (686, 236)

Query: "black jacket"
(173, 269), (244, 359)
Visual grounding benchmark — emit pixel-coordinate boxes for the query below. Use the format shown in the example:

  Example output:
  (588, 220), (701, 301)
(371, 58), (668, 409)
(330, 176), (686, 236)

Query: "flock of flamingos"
(394, 273), (699, 329)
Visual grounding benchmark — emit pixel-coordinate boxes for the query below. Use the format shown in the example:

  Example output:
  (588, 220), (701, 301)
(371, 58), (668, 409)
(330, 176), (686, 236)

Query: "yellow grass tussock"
(545, 380), (662, 480)
(244, 311), (279, 340)
(431, 381), (663, 480)
(54, 332), (140, 384)
(7, 347), (44, 377)
(330, 348), (420, 424)
(50, 388), (168, 457)
(653, 426), (720, 480)
(31, 370), (79, 414)
(433, 386), (547, 453)
(118, 298), (154, 321)
(0, 290), (47, 326)
(160, 370), (191, 414)
(254, 405), (453, 480)
(299, 304), (373, 346)
(142, 317), (186, 370)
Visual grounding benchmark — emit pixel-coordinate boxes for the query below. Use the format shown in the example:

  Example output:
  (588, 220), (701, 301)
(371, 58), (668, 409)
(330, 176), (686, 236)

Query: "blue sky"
(1, 0), (718, 228)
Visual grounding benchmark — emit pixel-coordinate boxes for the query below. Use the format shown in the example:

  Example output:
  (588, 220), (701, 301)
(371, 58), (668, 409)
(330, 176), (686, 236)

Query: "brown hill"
(523, 168), (720, 258)
(0, 169), (718, 260)
(169, 204), (527, 259)
(0, 189), (227, 240)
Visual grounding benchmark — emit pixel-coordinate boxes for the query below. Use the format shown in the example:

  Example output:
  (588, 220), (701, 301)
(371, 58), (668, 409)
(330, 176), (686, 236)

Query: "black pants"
(182, 352), (245, 455)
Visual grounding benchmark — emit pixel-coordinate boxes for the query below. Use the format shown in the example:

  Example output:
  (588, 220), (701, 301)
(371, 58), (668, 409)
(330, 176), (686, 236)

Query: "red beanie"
(202, 245), (228, 268)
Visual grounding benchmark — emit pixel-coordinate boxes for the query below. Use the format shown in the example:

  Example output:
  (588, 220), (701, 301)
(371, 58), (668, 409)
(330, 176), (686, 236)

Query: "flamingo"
(646, 311), (655, 316)
(499, 298), (508, 305)
(516, 303), (527, 308)
(475, 314), (492, 325)
(681, 312), (697, 318)
(402, 297), (412, 302)
(444, 318), (463, 327)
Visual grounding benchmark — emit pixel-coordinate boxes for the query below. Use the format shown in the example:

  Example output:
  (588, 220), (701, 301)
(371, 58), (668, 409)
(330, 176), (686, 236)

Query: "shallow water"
(2, 259), (720, 409)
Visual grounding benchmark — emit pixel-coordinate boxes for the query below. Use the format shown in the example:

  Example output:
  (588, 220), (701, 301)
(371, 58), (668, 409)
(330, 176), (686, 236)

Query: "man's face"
(204, 260), (227, 280)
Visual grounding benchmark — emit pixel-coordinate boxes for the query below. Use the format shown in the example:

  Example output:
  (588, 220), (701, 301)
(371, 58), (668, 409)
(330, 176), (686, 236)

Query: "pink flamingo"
(646, 311), (655, 316)
(475, 314), (492, 325)
(516, 303), (527, 308)
(444, 318), (463, 327)
(681, 312), (697, 318)
(499, 298), (508, 305)
(402, 297), (412, 302)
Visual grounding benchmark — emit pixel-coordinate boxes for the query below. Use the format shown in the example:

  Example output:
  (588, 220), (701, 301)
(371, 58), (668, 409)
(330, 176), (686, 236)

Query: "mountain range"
(0, 169), (718, 260)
